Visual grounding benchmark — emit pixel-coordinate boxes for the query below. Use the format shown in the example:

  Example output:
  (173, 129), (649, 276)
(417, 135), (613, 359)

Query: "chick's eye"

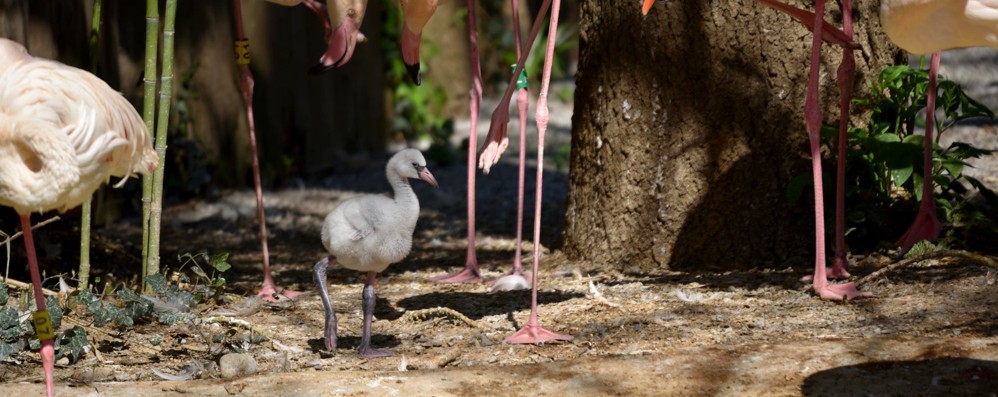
(412, 162), (423, 171)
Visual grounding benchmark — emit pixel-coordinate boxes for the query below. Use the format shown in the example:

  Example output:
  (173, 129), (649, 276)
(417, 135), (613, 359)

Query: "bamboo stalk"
(147, 0), (178, 289)
(141, 0), (160, 291)
(79, 0), (104, 292)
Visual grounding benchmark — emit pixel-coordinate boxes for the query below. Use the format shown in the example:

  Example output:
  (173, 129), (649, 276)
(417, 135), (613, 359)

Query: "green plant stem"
(141, 0), (160, 291)
(79, 0), (104, 292)
(147, 0), (178, 291)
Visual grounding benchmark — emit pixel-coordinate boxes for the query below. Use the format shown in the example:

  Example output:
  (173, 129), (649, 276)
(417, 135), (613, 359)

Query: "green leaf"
(117, 289), (153, 323)
(55, 326), (88, 362)
(0, 306), (22, 342)
(0, 340), (23, 361)
(146, 273), (168, 293)
(940, 158), (963, 178)
(209, 253), (231, 273)
(45, 296), (62, 330)
(891, 165), (913, 186)
(0, 282), (8, 306)
(913, 173), (924, 201)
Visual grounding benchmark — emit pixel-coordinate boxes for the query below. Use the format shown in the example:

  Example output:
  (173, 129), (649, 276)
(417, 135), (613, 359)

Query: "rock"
(219, 353), (257, 378)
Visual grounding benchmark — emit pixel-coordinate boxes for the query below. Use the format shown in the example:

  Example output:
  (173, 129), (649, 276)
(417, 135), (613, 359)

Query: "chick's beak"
(419, 168), (438, 188)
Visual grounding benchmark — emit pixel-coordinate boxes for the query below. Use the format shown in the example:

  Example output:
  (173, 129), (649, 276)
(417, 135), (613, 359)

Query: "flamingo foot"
(896, 202), (942, 254)
(505, 322), (573, 344)
(814, 281), (872, 301)
(827, 255), (851, 279)
(256, 282), (302, 302)
(801, 256), (851, 282)
(359, 346), (395, 359)
(309, 17), (363, 74)
(429, 267), (482, 284)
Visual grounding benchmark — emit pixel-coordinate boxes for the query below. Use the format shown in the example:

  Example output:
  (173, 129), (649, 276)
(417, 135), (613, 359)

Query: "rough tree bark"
(564, 1), (902, 272)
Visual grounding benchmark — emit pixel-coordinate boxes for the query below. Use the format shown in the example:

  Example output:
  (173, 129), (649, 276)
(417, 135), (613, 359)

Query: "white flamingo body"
(881, 0), (998, 54)
(321, 193), (418, 273)
(0, 39), (156, 214)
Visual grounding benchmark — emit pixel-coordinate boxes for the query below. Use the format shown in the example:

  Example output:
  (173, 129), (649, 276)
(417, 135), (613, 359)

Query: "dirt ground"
(1, 148), (997, 396)
(3, 51), (998, 395)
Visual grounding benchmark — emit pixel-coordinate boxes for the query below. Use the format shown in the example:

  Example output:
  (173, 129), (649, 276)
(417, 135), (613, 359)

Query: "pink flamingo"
(0, 38), (158, 397)
(642, 0), (870, 300)
(878, 1), (994, 253)
(475, 0), (573, 343)
(428, 0), (485, 284)
(231, 0), (369, 300)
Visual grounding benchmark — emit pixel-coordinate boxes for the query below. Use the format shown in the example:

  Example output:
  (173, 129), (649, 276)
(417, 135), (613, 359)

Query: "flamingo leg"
(492, 0), (531, 287)
(21, 215), (54, 397)
(505, 0), (572, 344)
(430, 0), (484, 283)
(359, 271), (394, 358)
(896, 52), (942, 253)
(313, 256), (338, 351)
(829, 0), (856, 280)
(233, 0), (301, 301)
(800, 0), (870, 301)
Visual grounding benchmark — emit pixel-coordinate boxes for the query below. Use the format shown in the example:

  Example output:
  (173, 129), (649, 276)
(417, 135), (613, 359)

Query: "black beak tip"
(309, 62), (335, 75)
(405, 62), (421, 86)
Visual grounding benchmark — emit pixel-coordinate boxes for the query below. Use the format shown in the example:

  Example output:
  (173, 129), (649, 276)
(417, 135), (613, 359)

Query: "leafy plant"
(789, 60), (997, 249)
(171, 252), (231, 302)
(0, 283), (90, 364)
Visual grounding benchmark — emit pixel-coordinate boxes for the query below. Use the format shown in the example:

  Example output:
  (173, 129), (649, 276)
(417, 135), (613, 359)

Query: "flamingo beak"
(642, 0), (656, 15)
(419, 168), (438, 188)
(400, 24), (422, 85)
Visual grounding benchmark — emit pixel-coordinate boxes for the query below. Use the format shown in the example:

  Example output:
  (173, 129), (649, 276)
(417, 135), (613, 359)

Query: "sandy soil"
(2, 50), (998, 396)
(1, 155), (997, 396)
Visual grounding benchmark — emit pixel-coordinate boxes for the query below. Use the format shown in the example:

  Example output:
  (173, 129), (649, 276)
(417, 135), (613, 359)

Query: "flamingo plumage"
(0, 38), (157, 397)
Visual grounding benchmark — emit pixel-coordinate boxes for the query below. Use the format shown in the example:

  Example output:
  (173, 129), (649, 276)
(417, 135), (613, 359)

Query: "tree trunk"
(564, 0), (901, 273)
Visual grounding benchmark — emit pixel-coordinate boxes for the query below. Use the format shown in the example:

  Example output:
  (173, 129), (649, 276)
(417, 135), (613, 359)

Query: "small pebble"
(491, 275), (529, 292)
(219, 353), (257, 378)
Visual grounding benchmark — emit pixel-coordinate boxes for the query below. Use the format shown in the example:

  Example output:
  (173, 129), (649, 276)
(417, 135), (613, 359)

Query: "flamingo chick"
(314, 149), (438, 358)
(399, 0), (440, 85)
(0, 38), (157, 397)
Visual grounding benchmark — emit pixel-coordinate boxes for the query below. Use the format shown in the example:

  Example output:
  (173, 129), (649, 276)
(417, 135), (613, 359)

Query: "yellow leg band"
(32, 310), (55, 342)
(234, 39), (251, 65)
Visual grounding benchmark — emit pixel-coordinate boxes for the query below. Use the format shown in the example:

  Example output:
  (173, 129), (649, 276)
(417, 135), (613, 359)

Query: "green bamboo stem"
(141, 0), (160, 291)
(78, 0), (104, 292)
(147, 0), (178, 288)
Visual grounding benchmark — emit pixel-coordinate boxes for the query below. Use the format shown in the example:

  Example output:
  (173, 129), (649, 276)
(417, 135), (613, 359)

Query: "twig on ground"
(857, 249), (998, 286)
(3, 277), (59, 296)
(399, 307), (481, 329)
(587, 276), (620, 308)
(203, 316), (274, 340)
